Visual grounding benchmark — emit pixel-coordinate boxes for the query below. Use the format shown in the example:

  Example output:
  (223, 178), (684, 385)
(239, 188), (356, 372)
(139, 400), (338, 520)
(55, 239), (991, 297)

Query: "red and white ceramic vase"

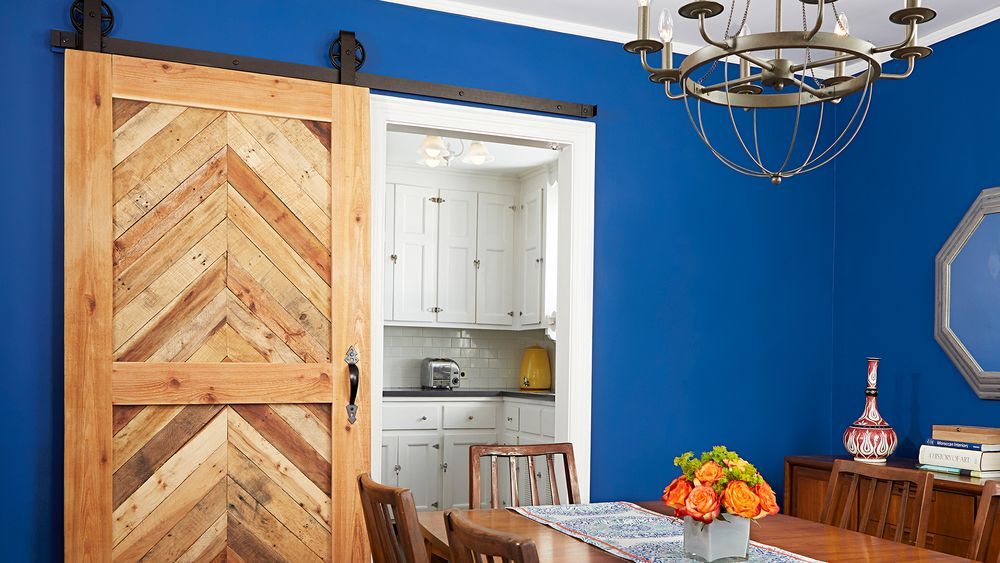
(842, 358), (898, 464)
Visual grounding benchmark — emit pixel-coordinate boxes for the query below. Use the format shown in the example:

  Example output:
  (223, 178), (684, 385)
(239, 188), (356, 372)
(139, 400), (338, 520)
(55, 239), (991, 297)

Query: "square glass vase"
(682, 514), (750, 562)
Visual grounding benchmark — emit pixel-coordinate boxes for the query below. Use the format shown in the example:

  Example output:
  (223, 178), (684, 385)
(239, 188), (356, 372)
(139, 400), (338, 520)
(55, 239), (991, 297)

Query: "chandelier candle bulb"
(625, 0), (937, 181)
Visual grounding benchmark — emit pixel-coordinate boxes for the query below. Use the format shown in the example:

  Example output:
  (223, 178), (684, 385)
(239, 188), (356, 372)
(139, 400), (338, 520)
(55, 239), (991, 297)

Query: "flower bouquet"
(662, 446), (779, 562)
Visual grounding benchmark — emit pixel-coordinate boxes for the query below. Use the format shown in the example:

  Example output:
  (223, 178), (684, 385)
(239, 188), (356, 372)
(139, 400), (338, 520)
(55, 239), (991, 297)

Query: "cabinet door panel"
(443, 432), (497, 509)
(393, 185), (438, 322)
(476, 193), (515, 325)
(384, 184), (396, 320)
(397, 434), (442, 512)
(519, 184), (543, 325)
(437, 190), (478, 323)
(382, 435), (399, 486)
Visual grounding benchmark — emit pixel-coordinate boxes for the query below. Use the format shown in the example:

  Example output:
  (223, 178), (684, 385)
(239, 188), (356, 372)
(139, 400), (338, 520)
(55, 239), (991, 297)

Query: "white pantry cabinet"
(391, 184), (438, 322)
(382, 396), (555, 511)
(384, 179), (547, 332)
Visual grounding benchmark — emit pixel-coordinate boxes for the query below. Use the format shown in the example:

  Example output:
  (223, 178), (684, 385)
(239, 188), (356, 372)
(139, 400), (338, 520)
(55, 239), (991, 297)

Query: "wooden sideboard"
(784, 455), (1000, 560)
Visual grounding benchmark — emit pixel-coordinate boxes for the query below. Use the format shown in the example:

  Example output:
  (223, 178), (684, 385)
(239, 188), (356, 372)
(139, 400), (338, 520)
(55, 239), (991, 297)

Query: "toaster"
(421, 358), (463, 389)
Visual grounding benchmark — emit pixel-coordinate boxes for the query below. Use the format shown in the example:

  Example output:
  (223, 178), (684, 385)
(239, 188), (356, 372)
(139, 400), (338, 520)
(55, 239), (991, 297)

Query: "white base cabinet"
(382, 396), (555, 511)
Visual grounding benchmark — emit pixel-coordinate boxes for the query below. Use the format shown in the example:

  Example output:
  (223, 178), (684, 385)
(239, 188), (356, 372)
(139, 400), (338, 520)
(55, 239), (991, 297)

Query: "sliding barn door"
(65, 50), (371, 562)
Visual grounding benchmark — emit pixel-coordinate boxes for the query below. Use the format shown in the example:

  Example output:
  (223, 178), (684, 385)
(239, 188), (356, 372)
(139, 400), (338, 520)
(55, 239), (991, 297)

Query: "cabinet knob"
(507, 417), (513, 422)
(420, 416), (428, 421)
(468, 415), (474, 421)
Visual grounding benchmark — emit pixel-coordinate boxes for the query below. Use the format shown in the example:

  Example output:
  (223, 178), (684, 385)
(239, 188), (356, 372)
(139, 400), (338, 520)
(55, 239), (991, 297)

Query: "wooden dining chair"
(469, 443), (580, 509)
(818, 460), (934, 547)
(968, 480), (1000, 562)
(357, 473), (430, 563)
(444, 510), (541, 563)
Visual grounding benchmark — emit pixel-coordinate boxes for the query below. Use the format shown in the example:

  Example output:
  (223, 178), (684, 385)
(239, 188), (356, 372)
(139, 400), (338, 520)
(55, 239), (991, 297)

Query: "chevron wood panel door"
(65, 52), (371, 562)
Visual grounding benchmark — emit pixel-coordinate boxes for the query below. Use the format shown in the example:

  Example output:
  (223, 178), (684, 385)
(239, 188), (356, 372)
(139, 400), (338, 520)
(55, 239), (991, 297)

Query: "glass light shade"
(462, 142), (495, 166)
(417, 135), (450, 158)
(834, 12), (850, 36)
(419, 155), (446, 168)
(658, 9), (674, 43)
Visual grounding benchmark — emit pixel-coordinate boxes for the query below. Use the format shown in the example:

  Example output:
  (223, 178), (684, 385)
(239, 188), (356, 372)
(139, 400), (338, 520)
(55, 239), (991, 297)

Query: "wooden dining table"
(418, 501), (967, 562)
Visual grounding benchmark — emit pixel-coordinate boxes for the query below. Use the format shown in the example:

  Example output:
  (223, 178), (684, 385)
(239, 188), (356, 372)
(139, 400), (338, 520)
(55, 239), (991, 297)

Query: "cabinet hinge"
(430, 197), (445, 204)
(428, 307), (443, 313)
(473, 259), (481, 269)
(390, 254), (398, 264)
(441, 462), (448, 473)
(394, 464), (401, 475)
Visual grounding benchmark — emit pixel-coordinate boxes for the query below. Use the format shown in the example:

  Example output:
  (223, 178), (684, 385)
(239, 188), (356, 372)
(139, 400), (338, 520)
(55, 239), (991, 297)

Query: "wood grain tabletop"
(418, 501), (968, 562)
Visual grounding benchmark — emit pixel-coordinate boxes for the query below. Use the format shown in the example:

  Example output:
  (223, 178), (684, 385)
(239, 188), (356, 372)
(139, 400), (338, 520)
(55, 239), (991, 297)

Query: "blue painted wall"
(3, 1), (836, 560)
(831, 19), (1000, 458)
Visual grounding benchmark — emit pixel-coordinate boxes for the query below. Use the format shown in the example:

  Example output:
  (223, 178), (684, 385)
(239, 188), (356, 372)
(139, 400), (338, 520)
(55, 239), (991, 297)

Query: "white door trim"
(369, 95), (596, 502)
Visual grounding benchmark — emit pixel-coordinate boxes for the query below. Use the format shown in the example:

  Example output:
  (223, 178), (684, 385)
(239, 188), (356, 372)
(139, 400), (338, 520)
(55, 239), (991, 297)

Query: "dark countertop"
(383, 388), (555, 402)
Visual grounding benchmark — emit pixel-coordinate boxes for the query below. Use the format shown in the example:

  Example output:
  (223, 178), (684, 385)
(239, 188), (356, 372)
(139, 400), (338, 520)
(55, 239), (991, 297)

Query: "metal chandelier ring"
(679, 31), (882, 108)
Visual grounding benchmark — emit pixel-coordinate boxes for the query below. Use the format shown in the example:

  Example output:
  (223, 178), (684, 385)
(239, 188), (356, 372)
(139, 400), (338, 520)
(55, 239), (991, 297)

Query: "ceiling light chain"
(624, 0), (937, 183)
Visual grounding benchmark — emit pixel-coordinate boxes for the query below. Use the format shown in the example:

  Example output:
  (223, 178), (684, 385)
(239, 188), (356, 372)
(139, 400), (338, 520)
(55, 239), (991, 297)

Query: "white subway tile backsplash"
(382, 326), (554, 390)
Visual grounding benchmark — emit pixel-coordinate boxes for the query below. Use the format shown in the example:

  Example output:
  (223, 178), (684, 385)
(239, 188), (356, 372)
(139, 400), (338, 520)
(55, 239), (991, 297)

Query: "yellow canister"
(519, 346), (552, 391)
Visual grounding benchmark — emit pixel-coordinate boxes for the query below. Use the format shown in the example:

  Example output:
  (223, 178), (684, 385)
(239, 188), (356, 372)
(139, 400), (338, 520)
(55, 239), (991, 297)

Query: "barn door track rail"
(51, 0), (597, 119)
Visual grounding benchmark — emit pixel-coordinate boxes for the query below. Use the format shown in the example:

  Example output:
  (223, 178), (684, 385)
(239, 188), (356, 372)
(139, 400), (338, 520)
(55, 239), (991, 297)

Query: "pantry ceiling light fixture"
(417, 136), (496, 168)
(462, 141), (495, 166)
(625, 0), (937, 184)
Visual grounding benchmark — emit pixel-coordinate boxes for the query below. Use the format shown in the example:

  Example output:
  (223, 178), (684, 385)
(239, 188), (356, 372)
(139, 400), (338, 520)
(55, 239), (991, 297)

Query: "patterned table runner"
(510, 502), (824, 563)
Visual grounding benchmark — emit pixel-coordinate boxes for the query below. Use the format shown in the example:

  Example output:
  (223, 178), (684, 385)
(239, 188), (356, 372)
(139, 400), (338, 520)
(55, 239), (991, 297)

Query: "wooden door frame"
(368, 96), (596, 501)
(64, 50), (372, 561)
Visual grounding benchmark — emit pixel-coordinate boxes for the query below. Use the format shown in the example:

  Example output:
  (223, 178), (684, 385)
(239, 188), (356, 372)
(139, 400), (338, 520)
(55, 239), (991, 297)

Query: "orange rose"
(722, 481), (762, 519)
(755, 480), (779, 517)
(662, 476), (694, 511)
(684, 485), (721, 523)
(694, 461), (725, 486)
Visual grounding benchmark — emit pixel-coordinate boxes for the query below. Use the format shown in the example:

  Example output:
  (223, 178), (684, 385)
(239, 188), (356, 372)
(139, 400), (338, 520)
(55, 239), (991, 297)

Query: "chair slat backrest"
(444, 510), (541, 563)
(819, 460), (934, 548)
(968, 480), (1000, 562)
(358, 474), (429, 563)
(469, 443), (580, 509)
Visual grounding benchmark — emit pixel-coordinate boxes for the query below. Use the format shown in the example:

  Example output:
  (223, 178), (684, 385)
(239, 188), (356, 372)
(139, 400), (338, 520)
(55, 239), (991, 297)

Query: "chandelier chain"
(697, 0), (750, 85)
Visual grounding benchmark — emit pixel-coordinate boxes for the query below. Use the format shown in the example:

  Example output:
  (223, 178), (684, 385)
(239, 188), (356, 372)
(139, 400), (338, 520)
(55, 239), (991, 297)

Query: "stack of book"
(918, 425), (1000, 478)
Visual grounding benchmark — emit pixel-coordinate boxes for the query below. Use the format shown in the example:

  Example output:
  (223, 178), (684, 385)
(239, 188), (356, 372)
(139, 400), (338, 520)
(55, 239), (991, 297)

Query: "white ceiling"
(388, 131), (558, 175)
(383, 0), (999, 67)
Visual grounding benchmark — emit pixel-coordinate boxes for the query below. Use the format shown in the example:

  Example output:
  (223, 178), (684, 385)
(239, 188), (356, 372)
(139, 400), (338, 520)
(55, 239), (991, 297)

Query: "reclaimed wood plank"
(270, 404), (332, 464)
(114, 106), (222, 203)
(228, 409), (331, 528)
(113, 103), (186, 166)
(227, 185), (329, 317)
(112, 405), (185, 472)
(228, 113), (331, 237)
(183, 323), (229, 363)
(174, 511), (226, 563)
(112, 55), (334, 122)
(115, 256), (226, 361)
(227, 477), (324, 563)
(64, 49), (114, 562)
(112, 99), (149, 131)
(227, 147), (331, 283)
(113, 219), (227, 349)
(113, 405), (224, 509)
(112, 405), (145, 436)
(272, 116), (331, 183)
(147, 290), (227, 363)
(112, 410), (226, 544)
(225, 290), (303, 363)
(112, 443), (226, 561)
(113, 147), (226, 273)
(329, 83), (372, 563)
(111, 362), (333, 404)
(226, 260), (329, 363)
(113, 112), (227, 237)
(138, 475), (226, 562)
(233, 405), (331, 495)
(113, 183), (226, 311)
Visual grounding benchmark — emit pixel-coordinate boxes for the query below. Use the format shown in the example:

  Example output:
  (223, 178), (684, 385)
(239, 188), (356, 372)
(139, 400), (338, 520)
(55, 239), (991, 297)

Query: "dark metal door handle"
(345, 346), (360, 424)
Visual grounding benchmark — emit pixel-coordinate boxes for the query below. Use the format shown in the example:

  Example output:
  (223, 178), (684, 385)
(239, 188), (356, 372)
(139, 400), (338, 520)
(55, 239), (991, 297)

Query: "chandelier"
(416, 135), (495, 168)
(625, 0), (936, 183)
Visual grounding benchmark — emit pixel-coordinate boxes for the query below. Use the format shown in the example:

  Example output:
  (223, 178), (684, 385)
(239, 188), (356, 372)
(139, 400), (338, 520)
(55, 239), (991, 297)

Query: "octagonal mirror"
(936, 187), (1000, 399)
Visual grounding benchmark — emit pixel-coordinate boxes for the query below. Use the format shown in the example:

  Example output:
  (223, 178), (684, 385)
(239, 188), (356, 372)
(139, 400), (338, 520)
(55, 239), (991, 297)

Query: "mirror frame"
(935, 186), (1000, 400)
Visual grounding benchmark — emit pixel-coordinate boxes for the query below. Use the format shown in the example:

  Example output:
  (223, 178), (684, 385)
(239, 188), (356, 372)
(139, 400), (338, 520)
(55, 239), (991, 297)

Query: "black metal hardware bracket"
(49, 27), (597, 118)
